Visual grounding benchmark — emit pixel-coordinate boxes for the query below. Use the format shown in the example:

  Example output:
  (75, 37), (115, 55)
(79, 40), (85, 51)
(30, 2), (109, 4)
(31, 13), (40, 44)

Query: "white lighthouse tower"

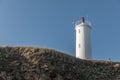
(75, 17), (92, 59)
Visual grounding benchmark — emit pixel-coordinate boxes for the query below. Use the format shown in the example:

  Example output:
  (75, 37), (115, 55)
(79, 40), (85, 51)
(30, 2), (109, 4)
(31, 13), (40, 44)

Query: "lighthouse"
(75, 17), (92, 59)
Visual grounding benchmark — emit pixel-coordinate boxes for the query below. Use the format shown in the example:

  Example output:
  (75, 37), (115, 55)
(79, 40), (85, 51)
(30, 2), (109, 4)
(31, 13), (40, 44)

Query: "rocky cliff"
(0, 46), (120, 80)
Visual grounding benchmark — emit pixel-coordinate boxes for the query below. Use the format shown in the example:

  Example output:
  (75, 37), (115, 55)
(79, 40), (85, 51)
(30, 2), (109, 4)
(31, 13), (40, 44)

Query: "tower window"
(79, 44), (80, 48)
(78, 29), (80, 33)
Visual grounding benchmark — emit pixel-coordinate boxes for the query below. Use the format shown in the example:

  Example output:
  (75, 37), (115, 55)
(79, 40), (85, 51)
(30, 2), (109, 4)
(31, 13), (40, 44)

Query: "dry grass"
(0, 46), (120, 80)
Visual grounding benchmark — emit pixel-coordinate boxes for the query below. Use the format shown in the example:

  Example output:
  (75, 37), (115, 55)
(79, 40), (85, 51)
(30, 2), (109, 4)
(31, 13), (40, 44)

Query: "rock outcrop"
(0, 46), (120, 80)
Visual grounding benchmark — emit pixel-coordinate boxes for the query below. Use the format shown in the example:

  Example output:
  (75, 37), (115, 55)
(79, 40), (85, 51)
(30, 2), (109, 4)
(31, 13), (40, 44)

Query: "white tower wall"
(75, 17), (92, 59)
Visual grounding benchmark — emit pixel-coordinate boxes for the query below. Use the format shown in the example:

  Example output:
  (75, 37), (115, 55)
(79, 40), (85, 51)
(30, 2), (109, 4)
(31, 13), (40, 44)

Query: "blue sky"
(0, 0), (120, 61)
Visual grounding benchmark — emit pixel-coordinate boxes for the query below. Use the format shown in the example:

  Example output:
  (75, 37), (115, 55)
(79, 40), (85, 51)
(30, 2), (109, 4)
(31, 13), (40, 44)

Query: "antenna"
(72, 19), (76, 26)
(86, 14), (91, 26)
(72, 19), (75, 24)
(86, 14), (89, 22)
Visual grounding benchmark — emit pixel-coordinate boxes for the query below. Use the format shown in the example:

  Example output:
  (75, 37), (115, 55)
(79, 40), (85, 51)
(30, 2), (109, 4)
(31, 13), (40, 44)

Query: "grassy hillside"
(0, 46), (120, 80)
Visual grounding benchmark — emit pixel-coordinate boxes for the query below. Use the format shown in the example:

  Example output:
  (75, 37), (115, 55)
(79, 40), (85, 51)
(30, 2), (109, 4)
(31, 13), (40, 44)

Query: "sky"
(0, 0), (120, 61)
